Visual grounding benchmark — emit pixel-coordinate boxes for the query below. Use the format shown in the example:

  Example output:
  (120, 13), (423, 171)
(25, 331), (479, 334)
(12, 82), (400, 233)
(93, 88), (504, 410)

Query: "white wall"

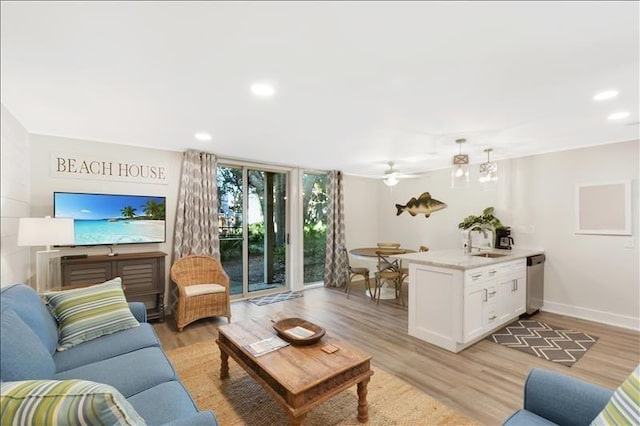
(511, 141), (639, 329)
(343, 175), (380, 270)
(29, 134), (182, 303)
(376, 164), (512, 251)
(1, 105), (31, 287)
(368, 140), (639, 329)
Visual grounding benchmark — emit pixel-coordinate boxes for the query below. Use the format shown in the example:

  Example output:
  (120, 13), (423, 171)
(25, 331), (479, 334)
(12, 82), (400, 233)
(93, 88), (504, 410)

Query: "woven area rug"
(248, 291), (303, 306)
(487, 319), (598, 367)
(166, 341), (475, 425)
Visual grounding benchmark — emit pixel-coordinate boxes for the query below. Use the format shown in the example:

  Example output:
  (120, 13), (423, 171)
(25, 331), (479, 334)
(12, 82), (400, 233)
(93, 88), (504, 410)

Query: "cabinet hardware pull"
(488, 291), (496, 296)
(472, 273), (482, 279)
(483, 288), (488, 302)
(515, 279), (518, 291)
(489, 315), (497, 321)
(489, 270), (496, 275)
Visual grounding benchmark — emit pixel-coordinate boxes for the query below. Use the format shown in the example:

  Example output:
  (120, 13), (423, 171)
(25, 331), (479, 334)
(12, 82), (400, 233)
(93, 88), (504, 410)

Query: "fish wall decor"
(396, 192), (447, 218)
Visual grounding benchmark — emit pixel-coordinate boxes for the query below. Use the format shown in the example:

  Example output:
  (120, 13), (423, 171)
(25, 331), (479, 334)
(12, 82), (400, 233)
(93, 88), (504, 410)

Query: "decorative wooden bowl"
(377, 242), (401, 249)
(273, 318), (326, 346)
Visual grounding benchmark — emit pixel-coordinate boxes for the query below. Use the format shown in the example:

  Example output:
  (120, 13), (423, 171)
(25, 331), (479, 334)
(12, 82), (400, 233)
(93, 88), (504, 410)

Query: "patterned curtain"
(323, 170), (347, 288)
(173, 150), (220, 260)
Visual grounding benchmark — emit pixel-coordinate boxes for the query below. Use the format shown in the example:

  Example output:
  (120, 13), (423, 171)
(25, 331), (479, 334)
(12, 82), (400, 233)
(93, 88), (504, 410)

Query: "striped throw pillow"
(44, 277), (139, 351)
(0, 379), (146, 425)
(591, 365), (640, 426)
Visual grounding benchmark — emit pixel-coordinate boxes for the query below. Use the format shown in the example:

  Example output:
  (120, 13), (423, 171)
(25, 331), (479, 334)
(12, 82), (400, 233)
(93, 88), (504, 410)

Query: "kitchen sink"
(471, 252), (510, 258)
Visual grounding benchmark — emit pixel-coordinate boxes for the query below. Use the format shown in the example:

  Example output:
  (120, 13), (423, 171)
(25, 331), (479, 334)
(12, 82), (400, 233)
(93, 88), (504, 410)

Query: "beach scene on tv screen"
(55, 193), (166, 245)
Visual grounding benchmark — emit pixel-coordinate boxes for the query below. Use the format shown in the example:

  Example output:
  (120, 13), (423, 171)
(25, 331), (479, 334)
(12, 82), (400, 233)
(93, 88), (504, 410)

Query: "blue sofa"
(503, 368), (613, 426)
(0, 284), (217, 425)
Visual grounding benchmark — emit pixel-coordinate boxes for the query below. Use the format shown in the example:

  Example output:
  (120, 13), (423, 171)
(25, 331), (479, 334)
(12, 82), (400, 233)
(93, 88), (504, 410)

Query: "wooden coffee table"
(216, 317), (373, 425)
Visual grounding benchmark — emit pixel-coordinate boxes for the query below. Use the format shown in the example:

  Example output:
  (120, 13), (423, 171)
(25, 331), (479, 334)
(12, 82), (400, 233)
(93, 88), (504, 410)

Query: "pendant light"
(479, 148), (498, 183)
(451, 138), (469, 188)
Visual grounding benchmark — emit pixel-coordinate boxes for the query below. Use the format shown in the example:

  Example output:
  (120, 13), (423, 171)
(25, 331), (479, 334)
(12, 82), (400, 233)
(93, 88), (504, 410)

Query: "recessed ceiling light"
(250, 82), (276, 97)
(194, 132), (212, 141)
(593, 90), (619, 101)
(607, 111), (630, 121)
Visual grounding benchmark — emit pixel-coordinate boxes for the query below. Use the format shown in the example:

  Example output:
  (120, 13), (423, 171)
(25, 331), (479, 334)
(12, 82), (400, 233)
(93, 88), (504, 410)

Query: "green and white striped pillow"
(44, 277), (139, 351)
(0, 379), (146, 425)
(591, 365), (640, 426)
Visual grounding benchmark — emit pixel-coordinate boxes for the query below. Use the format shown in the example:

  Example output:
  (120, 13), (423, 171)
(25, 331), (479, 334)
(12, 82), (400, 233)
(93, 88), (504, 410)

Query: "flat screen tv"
(53, 192), (166, 246)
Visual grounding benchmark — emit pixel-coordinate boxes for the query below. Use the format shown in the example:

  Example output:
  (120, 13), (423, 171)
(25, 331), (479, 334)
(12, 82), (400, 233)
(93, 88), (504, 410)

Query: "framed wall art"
(575, 180), (632, 235)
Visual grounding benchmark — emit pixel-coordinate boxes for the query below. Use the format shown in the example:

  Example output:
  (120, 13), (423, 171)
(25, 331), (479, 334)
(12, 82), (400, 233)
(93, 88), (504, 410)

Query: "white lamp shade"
(17, 217), (75, 247)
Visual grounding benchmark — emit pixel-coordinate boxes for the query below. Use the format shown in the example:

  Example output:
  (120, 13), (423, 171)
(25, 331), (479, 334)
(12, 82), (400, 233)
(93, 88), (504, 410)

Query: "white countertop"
(394, 248), (544, 271)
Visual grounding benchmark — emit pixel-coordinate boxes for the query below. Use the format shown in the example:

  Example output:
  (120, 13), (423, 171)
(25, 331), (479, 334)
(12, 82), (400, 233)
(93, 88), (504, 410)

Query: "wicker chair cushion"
(183, 284), (226, 297)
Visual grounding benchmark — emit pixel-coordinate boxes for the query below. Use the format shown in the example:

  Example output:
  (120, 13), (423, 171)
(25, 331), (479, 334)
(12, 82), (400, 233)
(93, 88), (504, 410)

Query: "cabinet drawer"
(465, 265), (499, 285)
(486, 306), (498, 326)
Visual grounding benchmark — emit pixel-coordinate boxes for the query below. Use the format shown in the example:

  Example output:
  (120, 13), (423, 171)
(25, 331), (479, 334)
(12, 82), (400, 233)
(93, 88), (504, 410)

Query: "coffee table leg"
(220, 349), (229, 379)
(357, 378), (370, 422)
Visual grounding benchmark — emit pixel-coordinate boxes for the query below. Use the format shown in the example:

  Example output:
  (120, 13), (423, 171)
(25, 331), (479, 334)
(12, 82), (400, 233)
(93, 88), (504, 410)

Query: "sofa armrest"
(128, 302), (147, 323)
(161, 411), (218, 426)
(524, 368), (613, 426)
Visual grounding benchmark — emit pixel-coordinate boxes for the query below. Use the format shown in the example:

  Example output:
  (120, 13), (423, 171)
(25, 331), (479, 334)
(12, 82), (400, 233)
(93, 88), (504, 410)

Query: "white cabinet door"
(497, 259), (527, 320)
(497, 275), (527, 319)
(511, 275), (526, 316)
(463, 283), (499, 343)
(497, 277), (516, 322)
(463, 285), (486, 342)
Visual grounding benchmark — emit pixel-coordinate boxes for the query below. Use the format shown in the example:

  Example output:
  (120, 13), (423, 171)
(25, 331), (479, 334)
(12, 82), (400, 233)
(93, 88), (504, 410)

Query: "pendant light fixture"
(478, 148), (498, 183)
(451, 138), (469, 188)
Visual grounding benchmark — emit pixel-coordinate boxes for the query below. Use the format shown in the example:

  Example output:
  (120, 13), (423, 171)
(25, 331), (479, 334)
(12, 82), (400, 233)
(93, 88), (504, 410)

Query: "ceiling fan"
(382, 162), (399, 186)
(381, 161), (425, 186)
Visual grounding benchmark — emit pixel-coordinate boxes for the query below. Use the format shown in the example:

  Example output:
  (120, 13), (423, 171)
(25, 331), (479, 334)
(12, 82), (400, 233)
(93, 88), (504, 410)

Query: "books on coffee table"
(245, 336), (290, 357)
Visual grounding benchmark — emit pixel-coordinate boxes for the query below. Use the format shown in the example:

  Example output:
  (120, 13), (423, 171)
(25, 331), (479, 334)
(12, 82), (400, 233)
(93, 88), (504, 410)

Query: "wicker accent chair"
(170, 255), (231, 331)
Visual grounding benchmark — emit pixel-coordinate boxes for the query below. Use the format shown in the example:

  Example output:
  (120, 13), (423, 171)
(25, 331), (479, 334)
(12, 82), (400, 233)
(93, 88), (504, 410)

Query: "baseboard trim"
(541, 301), (640, 331)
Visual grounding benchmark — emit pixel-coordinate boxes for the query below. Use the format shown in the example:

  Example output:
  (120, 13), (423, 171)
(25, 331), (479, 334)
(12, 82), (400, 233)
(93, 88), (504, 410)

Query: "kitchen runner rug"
(248, 291), (303, 306)
(166, 341), (476, 425)
(487, 319), (598, 367)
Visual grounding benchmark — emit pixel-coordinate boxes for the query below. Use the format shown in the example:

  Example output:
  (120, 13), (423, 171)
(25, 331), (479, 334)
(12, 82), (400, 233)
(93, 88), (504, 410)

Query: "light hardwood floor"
(154, 281), (640, 425)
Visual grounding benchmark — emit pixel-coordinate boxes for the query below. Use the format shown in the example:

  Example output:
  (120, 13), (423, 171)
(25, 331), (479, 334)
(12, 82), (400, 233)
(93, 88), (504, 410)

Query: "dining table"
(349, 247), (416, 300)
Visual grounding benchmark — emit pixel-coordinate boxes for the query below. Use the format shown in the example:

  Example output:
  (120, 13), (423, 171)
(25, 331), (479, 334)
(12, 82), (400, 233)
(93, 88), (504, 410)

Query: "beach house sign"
(52, 153), (168, 185)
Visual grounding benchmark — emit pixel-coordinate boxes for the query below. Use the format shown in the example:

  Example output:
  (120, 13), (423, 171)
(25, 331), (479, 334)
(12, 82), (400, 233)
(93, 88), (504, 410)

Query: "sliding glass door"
(218, 165), (288, 297)
(302, 172), (328, 285)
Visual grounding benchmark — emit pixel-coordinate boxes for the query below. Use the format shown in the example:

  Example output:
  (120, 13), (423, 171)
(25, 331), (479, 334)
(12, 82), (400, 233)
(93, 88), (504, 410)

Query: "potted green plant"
(458, 207), (504, 250)
(458, 207), (504, 230)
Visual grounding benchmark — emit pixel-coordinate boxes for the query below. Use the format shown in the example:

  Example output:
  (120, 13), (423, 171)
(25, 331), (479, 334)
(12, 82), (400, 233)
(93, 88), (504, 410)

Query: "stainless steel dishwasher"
(526, 254), (545, 314)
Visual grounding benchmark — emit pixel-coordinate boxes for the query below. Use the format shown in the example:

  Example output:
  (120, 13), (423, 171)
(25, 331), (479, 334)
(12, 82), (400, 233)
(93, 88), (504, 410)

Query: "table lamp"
(17, 216), (75, 292)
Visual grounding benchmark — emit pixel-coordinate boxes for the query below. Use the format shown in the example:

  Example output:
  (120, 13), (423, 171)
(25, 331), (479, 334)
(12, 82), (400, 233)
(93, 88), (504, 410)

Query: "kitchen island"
(395, 248), (544, 353)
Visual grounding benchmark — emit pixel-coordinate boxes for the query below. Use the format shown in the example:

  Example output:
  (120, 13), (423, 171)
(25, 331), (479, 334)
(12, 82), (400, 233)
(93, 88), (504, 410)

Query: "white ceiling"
(1, 1), (639, 178)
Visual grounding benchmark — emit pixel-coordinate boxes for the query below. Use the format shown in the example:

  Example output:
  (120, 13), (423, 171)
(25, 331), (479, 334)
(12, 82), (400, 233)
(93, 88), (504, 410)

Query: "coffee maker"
(495, 227), (514, 250)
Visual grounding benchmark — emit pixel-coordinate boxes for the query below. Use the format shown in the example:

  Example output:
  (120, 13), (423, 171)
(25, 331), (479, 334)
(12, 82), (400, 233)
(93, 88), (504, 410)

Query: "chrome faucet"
(465, 226), (487, 254)
(464, 231), (473, 254)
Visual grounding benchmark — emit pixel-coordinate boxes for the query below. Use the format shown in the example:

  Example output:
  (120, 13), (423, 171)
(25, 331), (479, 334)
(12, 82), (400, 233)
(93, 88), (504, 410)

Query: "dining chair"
(170, 254), (231, 331)
(341, 246), (371, 299)
(374, 249), (408, 306)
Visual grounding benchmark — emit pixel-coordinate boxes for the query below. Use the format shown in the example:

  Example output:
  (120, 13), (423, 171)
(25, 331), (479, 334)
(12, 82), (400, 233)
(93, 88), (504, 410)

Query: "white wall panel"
(1, 104), (30, 287)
